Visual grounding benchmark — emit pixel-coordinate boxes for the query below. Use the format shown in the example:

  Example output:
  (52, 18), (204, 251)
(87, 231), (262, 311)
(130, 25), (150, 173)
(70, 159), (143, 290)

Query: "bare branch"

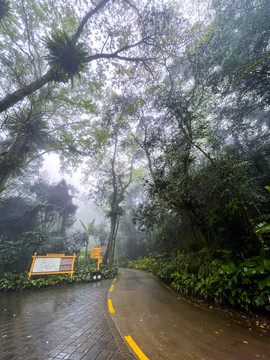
(73, 0), (110, 41)
(100, 34), (110, 54)
(85, 36), (154, 62)
(48, 120), (93, 134)
(21, 0), (38, 77)
(122, 0), (141, 18)
(24, 150), (51, 166)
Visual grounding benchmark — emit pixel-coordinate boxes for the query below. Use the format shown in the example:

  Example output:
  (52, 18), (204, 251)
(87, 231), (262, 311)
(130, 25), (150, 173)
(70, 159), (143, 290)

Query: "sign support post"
(90, 247), (103, 280)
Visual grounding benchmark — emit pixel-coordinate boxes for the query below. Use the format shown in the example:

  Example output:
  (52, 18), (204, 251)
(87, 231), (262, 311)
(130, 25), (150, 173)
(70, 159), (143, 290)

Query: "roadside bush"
(115, 253), (129, 268)
(128, 249), (270, 314)
(0, 263), (118, 292)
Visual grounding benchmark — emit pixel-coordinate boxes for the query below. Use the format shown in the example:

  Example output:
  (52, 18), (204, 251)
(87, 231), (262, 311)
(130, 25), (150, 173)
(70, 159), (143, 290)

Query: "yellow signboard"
(28, 253), (76, 278)
(90, 247), (103, 270)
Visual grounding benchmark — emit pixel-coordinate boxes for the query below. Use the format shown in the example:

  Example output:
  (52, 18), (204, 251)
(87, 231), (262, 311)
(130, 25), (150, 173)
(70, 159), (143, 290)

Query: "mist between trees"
(0, 0), (269, 312)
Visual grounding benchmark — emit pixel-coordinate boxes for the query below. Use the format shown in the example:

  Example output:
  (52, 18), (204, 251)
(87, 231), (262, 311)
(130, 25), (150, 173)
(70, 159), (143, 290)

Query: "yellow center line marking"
(125, 336), (149, 360)
(110, 284), (114, 292)
(108, 299), (115, 313)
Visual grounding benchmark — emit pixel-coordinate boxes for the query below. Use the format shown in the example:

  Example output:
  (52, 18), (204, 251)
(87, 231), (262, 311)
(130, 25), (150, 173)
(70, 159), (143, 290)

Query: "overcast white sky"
(42, 153), (107, 227)
(42, 153), (86, 193)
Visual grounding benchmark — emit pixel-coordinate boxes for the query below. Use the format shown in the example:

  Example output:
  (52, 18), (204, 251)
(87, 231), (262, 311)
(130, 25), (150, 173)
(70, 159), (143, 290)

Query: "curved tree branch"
(0, 2), (155, 114)
(73, 0), (110, 41)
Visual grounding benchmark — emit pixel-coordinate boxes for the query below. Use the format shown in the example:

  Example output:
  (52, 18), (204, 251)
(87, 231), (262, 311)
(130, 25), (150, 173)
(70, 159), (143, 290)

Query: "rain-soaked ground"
(109, 269), (270, 360)
(0, 279), (125, 360)
(1, 271), (270, 360)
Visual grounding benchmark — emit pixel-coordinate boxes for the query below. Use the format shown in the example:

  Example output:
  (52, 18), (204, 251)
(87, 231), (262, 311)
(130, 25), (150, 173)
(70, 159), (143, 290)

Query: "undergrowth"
(0, 263), (117, 292)
(128, 249), (270, 314)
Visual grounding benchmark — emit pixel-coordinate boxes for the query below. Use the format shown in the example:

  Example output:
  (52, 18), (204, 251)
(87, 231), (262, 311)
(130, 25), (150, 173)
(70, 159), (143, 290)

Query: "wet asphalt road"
(0, 280), (125, 360)
(109, 269), (270, 360)
(1, 271), (270, 360)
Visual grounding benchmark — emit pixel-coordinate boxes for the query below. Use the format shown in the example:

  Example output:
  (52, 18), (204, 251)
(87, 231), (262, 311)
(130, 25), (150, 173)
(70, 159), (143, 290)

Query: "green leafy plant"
(44, 30), (88, 84)
(0, 257), (118, 292)
(0, 0), (10, 20)
(129, 250), (270, 314)
(255, 187), (270, 236)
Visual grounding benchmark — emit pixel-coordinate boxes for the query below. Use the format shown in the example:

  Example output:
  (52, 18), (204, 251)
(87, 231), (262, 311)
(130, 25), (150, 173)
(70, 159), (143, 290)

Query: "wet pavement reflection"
(110, 269), (270, 360)
(0, 280), (124, 360)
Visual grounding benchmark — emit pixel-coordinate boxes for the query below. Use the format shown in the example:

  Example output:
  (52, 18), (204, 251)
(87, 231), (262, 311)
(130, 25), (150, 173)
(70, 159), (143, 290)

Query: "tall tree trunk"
(104, 214), (118, 266)
(112, 218), (120, 262)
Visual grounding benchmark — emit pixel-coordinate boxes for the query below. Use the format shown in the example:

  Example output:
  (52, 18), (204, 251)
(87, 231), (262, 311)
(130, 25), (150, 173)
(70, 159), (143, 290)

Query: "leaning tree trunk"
(0, 69), (54, 113)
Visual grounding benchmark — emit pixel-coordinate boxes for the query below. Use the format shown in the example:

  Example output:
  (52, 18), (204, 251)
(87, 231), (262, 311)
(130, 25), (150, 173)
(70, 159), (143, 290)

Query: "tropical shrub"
(129, 249), (270, 314)
(0, 262), (117, 292)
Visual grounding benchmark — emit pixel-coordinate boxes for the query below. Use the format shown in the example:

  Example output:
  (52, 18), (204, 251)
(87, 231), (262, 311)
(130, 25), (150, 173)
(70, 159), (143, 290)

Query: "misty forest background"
(0, 0), (270, 313)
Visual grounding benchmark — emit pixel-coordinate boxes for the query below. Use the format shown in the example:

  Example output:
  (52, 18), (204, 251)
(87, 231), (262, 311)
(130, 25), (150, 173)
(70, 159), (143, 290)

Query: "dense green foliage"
(0, 180), (77, 273)
(0, 0), (10, 20)
(0, 259), (117, 292)
(130, 0), (270, 260)
(44, 30), (88, 84)
(0, 0), (269, 315)
(128, 251), (270, 314)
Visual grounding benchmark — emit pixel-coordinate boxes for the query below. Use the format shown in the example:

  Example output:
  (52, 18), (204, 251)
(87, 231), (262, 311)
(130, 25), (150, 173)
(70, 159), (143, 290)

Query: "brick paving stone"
(0, 280), (128, 360)
(66, 352), (85, 360)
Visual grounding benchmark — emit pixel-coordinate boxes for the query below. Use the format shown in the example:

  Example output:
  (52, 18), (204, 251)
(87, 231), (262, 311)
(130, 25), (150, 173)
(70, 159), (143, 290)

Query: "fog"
(42, 153), (106, 229)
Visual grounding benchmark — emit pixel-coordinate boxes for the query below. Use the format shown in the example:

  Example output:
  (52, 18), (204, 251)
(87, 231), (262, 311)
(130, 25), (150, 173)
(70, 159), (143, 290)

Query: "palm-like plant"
(0, 0), (10, 20)
(4, 109), (49, 153)
(44, 30), (88, 85)
(0, 108), (50, 193)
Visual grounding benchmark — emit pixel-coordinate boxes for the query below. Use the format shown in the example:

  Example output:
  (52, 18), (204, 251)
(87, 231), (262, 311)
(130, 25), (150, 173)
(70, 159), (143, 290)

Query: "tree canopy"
(0, 0), (270, 271)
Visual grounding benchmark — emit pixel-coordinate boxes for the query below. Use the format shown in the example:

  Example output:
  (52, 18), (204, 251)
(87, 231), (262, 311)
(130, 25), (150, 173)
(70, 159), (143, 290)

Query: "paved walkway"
(109, 269), (270, 360)
(0, 280), (126, 360)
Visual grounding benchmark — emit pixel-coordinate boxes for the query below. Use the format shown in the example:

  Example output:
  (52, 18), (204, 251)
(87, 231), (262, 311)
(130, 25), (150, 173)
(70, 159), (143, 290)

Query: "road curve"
(108, 268), (270, 360)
